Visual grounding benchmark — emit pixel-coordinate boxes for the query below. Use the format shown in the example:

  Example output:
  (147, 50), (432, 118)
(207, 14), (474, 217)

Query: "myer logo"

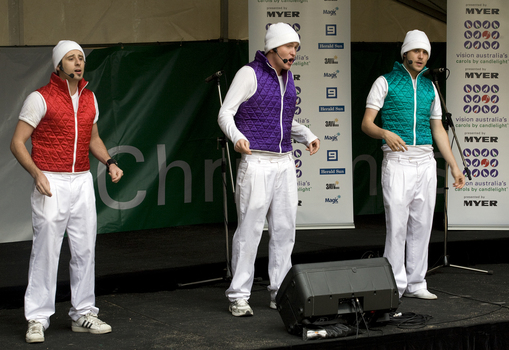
(466, 8), (499, 15)
(267, 11), (300, 18)
(465, 136), (498, 143)
(464, 200), (498, 206)
(465, 72), (499, 79)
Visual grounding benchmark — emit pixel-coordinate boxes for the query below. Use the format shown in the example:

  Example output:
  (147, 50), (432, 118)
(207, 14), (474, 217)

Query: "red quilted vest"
(32, 73), (96, 172)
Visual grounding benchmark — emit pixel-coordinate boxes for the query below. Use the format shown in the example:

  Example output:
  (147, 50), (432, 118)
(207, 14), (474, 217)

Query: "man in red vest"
(10, 40), (123, 343)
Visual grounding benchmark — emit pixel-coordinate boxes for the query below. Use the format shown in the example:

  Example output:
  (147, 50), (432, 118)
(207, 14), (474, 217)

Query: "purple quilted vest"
(235, 50), (297, 153)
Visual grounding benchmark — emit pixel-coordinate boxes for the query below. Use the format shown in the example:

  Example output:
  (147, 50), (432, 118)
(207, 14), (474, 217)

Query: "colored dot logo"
(462, 84), (500, 116)
(462, 148), (500, 179)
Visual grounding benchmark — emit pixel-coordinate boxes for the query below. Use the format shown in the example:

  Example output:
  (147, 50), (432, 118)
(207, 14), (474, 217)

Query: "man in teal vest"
(361, 30), (465, 300)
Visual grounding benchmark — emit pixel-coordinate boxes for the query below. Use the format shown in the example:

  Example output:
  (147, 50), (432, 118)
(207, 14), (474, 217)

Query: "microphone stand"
(427, 70), (492, 275)
(178, 73), (235, 287)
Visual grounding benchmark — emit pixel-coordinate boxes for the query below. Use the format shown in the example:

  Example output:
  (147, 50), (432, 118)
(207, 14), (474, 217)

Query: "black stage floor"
(1, 214), (509, 349)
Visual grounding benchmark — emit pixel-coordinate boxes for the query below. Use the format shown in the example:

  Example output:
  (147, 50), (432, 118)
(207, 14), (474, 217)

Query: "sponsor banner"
(447, 1), (509, 229)
(248, 0), (354, 228)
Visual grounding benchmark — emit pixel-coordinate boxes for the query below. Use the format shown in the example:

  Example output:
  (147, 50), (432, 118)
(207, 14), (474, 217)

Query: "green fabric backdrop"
(83, 41), (446, 233)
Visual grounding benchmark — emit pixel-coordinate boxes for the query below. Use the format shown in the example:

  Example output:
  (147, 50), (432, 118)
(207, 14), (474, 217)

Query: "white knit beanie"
(52, 40), (85, 70)
(400, 30), (431, 59)
(264, 23), (300, 54)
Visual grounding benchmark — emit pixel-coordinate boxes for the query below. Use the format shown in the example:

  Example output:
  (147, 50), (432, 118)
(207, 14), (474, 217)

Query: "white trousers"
(226, 152), (297, 302)
(25, 172), (99, 329)
(381, 148), (437, 298)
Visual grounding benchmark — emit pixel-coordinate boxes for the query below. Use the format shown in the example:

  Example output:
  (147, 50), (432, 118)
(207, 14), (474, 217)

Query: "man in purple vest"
(218, 23), (320, 317)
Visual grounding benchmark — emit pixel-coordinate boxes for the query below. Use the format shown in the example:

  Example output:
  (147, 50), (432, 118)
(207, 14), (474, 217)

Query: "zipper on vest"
(279, 73), (289, 153)
(72, 109), (78, 172)
(402, 64), (418, 146)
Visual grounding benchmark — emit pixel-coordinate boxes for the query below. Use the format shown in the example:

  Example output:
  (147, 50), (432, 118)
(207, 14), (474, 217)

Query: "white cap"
(264, 23), (300, 54)
(52, 40), (85, 70)
(400, 30), (431, 59)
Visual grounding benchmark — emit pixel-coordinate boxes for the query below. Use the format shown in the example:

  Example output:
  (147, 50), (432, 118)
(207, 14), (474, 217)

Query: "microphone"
(205, 70), (223, 83)
(273, 48), (288, 64)
(59, 65), (74, 79)
(423, 68), (447, 77)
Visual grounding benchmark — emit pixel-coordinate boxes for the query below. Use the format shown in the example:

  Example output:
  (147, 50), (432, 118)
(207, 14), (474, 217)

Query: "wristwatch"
(106, 158), (118, 169)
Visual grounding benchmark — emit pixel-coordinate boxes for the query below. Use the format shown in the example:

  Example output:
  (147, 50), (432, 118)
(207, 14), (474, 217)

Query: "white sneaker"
(26, 320), (44, 343)
(269, 300), (277, 310)
(229, 299), (253, 317)
(72, 313), (112, 334)
(403, 289), (437, 300)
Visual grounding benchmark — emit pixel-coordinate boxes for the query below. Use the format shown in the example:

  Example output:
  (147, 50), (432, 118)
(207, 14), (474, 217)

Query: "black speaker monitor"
(276, 258), (399, 335)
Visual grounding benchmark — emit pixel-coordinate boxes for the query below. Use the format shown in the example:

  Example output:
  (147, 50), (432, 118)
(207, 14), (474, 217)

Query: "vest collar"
(50, 72), (89, 96)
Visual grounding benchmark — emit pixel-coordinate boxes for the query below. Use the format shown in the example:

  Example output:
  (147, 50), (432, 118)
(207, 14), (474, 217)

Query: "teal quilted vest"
(380, 62), (435, 146)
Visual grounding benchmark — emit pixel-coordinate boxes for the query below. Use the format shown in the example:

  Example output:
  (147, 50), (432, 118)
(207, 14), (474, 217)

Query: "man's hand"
(383, 130), (408, 152)
(108, 164), (124, 183)
(34, 172), (52, 197)
(451, 167), (466, 189)
(306, 138), (320, 155)
(234, 139), (252, 155)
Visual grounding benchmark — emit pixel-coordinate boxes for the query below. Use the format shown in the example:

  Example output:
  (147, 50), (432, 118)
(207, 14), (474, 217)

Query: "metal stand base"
(428, 255), (493, 275)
